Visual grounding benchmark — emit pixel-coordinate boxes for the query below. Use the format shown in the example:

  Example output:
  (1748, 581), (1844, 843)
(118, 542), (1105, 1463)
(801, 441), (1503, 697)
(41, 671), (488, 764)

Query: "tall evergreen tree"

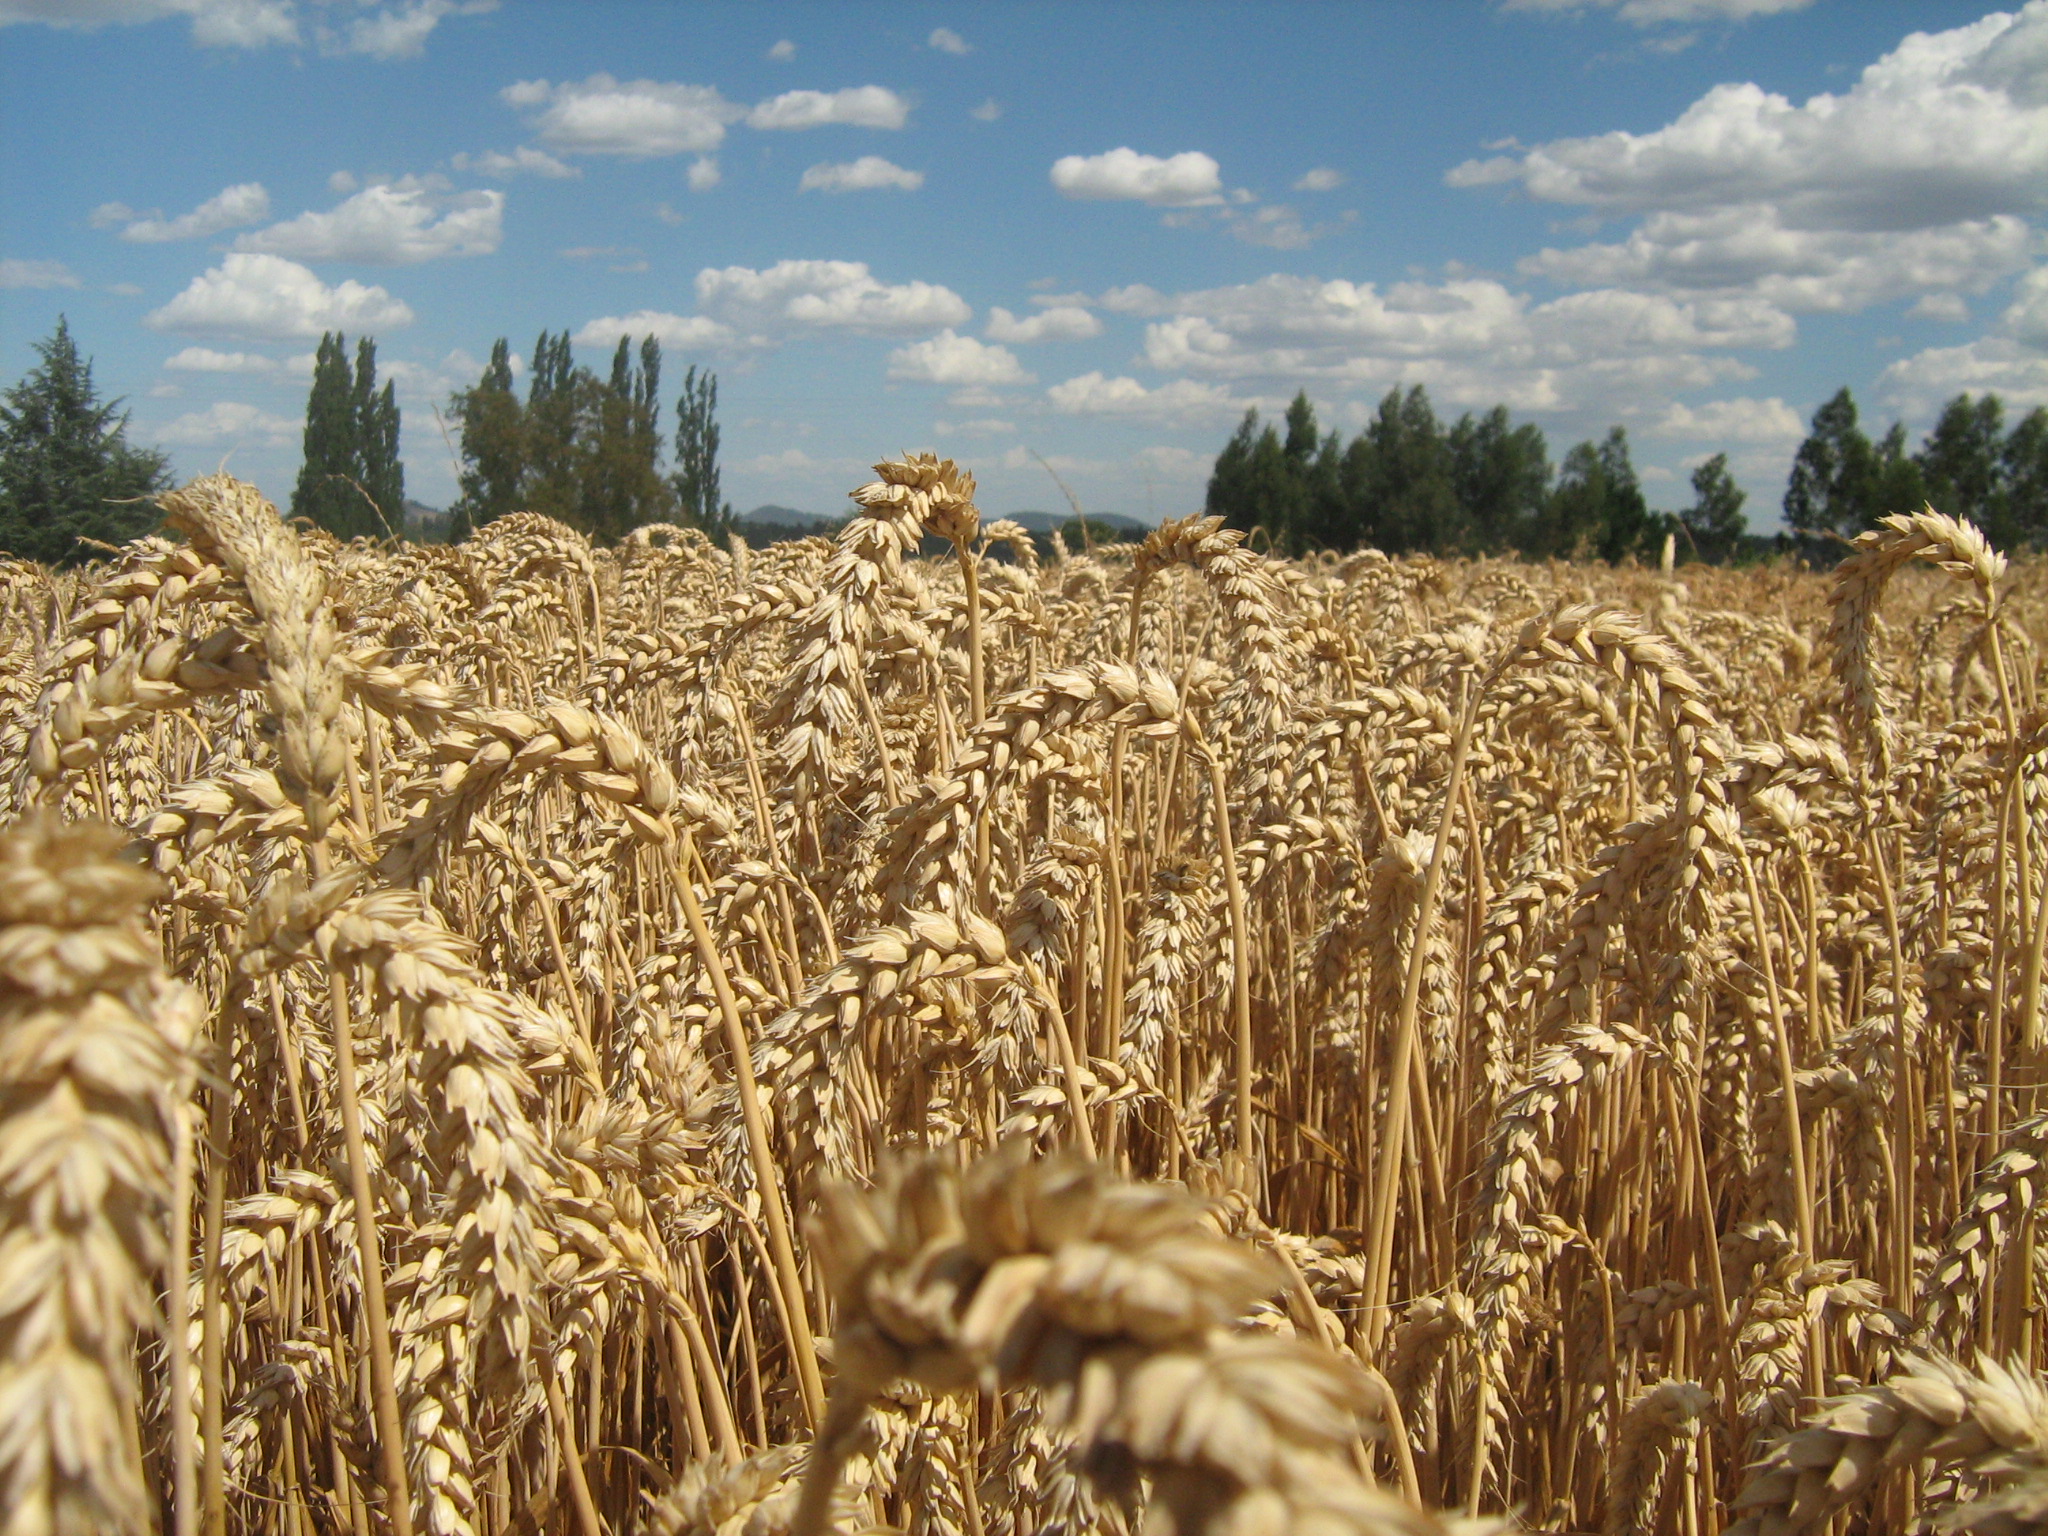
(449, 338), (523, 541)
(671, 364), (732, 538)
(290, 332), (403, 539)
(291, 333), (356, 533)
(1785, 387), (1878, 540)
(0, 317), (170, 564)
(1679, 452), (1747, 561)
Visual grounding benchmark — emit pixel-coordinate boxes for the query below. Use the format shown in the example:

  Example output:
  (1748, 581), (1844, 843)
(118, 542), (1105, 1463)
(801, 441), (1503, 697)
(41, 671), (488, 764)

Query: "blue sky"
(3, 0), (2045, 526)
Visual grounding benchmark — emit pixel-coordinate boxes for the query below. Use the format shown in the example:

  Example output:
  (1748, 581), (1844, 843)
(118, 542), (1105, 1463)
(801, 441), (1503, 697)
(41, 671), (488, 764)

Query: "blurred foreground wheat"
(3, 461), (2048, 1535)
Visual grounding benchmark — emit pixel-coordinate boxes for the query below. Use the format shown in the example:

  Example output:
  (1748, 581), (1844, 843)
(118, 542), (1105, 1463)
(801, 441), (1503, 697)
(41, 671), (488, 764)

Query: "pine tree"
(1680, 452), (1747, 561)
(0, 316), (170, 564)
(449, 339), (524, 541)
(672, 364), (732, 538)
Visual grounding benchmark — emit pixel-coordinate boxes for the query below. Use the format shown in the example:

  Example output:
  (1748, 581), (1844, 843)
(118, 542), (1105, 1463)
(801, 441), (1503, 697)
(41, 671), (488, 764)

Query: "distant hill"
(740, 503), (837, 527)
(995, 509), (1152, 536)
(403, 500), (450, 541)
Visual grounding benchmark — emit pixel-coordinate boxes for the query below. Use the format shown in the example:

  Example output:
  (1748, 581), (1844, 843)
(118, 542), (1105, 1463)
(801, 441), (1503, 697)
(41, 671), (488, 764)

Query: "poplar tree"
(448, 339), (523, 540)
(672, 365), (732, 538)
(290, 331), (403, 539)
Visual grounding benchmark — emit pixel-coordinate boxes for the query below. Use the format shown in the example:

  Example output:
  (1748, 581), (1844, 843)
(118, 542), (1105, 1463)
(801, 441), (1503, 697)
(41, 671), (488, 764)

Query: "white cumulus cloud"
(451, 146), (576, 178)
(1880, 265), (2048, 415)
(1459, 8), (2048, 334)
(342, 0), (486, 60)
(506, 74), (743, 158)
(1653, 396), (1805, 440)
(1452, 8), (2048, 231)
(164, 345), (277, 372)
(0, 258), (80, 288)
(1294, 167), (1344, 192)
(1502, 0), (1814, 21)
(234, 177), (502, 264)
(1518, 210), (2035, 315)
(146, 252), (414, 339)
(688, 157), (721, 192)
(106, 182), (271, 243)
(0, 0), (299, 48)
(696, 259), (969, 338)
(155, 399), (300, 447)
(1050, 148), (1223, 207)
(887, 330), (1031, 386)
(2, 0), (491, 52)
(748, 86), (911, 131)
(985, 305), (1102, 343)
(767, 38), (795, 61)
(798, 156), (923, 193)
(573, 311), (733, 350)
(928, 26), (970, 54)
(1118, 272), (1789, 417)
(1046, 372), (1248, 425)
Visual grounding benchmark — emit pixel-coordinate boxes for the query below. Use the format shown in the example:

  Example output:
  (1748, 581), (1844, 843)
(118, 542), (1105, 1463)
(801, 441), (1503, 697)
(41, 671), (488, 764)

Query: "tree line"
(1205, 384), (2048, 562)
(5, 316), (2047, 566)
(1783, 387), (2048, 552)
(443, 331), (731, 543)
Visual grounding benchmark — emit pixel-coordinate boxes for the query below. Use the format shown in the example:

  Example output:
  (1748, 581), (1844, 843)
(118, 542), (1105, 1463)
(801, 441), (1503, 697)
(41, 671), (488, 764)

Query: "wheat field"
(4, 457), (2048, 1536)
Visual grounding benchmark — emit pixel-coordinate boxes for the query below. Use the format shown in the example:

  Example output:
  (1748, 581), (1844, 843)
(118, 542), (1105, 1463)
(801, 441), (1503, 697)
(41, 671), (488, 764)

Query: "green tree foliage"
(448, 331), (690, 541)
(1680, 452), (1747, 561)
(1449, 405), (1552, 552)
(1541, 427), (1658, 562)
(1209, 387), (1616, 560)
(671, 364), (732, 539)
(290, 332), (404, 539)
(2004, 407), (2048, 547)
(1783, 385), (2047, 553)
(1919, 392), (2008, 542)
(584, 335), (667, 541)
(1358, 386), (1461, 553)
(1784, 387), (1876, 540)
(1206, 393), (1341, 554)
(1871, 422), (1928, 527)
(1783, 387), (1927, 544)
(447, 339), (523, 542)
(0, 317), (170, 564)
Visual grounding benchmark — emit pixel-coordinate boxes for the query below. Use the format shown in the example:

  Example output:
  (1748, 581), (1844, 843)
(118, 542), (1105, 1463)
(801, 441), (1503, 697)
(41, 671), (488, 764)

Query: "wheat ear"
(1728, 1353), (2048, 1536)
(0, 816), (200, 1536)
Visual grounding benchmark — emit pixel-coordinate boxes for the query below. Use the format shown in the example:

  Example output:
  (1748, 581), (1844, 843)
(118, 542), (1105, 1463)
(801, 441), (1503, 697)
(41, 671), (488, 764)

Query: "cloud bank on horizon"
(3, 0), (2044, 522)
